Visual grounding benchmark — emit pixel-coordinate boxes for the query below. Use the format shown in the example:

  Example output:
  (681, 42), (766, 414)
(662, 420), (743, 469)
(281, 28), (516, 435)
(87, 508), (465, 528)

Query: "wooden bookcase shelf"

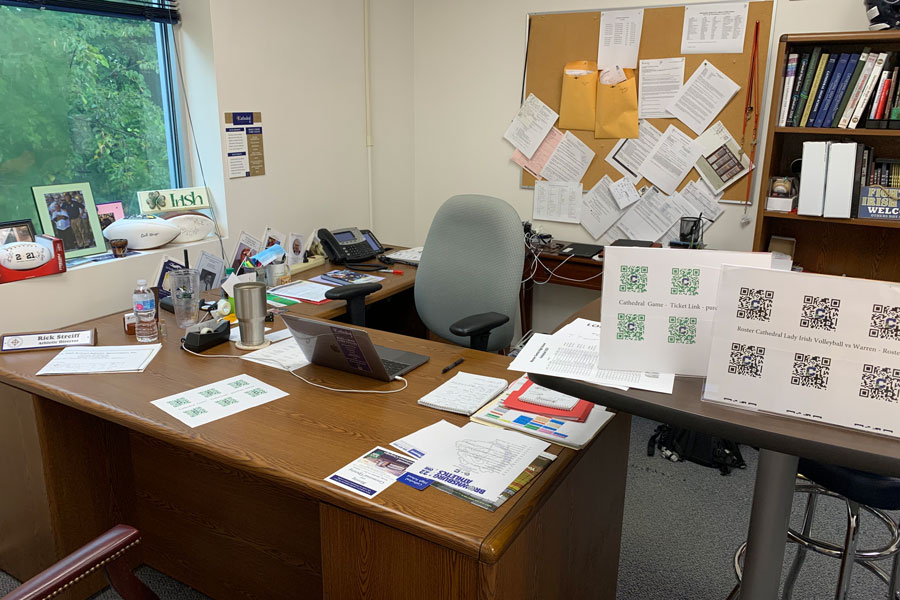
(754, 31), (900, 282)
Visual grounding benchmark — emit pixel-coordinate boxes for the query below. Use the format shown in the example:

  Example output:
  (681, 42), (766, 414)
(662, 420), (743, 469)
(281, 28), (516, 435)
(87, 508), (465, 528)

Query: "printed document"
(580, 175), (627, 239)
(659, 179), (724, 244)
(681, 2), (749, 55)
(240, 338), (311, 371)
(268, 280), (332, 303)
(151, 374), (287, 427)
(533, 180), (582, 223)
(391, 420), (459, 459)
(609, 177), (642, 210)
(512, 127), (563, 179)
(540, 131), (595, 183)
(599, 246), (773, 375)
(692, 121), (752, 194)
(639, 125), (698, 195)
(503, 93), (559, 159)
(639, 58), (685, 119)
(597, 8), (644, 70)
(417, 371), (508, 416)
(37, 344), (161, 375)
(667, 60), (740, 135)
(605, 120), (663, 183)
(404, 422), (549, 501)
(614, 187), (692, 242)
(325, 446), (413, 499)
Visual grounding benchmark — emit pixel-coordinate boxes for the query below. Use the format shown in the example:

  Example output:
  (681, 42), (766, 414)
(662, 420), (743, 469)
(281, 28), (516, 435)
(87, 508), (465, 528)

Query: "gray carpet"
(1, 417), (895, 599)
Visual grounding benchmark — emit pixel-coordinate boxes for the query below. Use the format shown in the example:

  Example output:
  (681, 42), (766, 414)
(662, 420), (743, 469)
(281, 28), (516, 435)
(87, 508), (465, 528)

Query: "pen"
(441, 358), (464, 374)
(378, 269), (403, 275)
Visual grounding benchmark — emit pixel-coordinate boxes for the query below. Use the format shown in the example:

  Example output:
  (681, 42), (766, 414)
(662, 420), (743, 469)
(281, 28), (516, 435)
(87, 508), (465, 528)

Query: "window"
(0, 3), (181, 229)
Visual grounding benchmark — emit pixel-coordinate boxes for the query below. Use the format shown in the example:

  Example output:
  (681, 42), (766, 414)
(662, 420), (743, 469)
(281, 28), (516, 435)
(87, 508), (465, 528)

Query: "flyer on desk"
(598, 247), (774, 376)
(704, 267), (900, 437)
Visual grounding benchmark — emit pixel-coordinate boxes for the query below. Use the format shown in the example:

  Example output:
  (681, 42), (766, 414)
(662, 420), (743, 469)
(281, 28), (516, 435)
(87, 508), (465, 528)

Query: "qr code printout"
(616, 313), (645, 341)
(799, 296), (840, 332)
(860, 364), (900, 403)
(619, 265), (648, 293)
(790, 353), (830, 390)
(727, 343), (765, 378)
(671, 268), (700, 296)
(870, 305), (900, 341)
(736, 288), (774, 322)
(667, 316), (697, 344)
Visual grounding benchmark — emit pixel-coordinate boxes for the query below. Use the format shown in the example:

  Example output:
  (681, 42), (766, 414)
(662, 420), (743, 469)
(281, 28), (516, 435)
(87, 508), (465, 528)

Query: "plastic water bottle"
(133, 279), (158, 343)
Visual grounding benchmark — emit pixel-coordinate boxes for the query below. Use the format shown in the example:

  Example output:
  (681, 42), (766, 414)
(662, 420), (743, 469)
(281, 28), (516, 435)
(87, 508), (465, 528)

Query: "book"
(813, 53), (850, 127)
(801, 52), (830, 126)
(875, 72), (893, 119)
(793, 47), (822, 126)
(830, 50), (868, 128)
(318, 269), (383, 286)
(850, 52), (889, 129)
(417, 371), (508, 416)
(786, 53), (810, 126)
(806, 53), (839, 127)
(840, 51), (879, 128)
(884, 66), (899, 117)
(822, 52), (860, 128)
(869, 70), (890, 120)
(779, 53), (799, 127)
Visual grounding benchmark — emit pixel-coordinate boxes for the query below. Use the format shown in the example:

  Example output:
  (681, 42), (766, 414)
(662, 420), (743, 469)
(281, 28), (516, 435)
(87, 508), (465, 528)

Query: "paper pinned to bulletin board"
(224, 112), (266, 179)
(520, 2), (773, 204)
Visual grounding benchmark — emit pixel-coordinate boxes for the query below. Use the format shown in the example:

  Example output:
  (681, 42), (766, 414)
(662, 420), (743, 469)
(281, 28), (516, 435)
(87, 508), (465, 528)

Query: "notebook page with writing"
(417, 372), (508, 416)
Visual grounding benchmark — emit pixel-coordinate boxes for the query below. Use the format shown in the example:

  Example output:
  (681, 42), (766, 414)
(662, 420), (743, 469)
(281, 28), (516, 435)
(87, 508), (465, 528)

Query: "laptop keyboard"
(381, 359), (409, 377)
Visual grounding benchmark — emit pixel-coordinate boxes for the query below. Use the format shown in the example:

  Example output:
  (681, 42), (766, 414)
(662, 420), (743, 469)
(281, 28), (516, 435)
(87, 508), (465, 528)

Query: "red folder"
(503, 379), (592, 422)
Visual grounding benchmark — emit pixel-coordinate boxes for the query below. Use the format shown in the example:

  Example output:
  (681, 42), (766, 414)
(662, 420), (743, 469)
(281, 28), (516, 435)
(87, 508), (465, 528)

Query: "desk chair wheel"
(324, 282), (382, 327)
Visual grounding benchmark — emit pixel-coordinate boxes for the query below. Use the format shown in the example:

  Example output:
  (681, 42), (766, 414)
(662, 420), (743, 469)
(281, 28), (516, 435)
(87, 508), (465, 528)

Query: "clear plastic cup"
(170, 268), (200, 328)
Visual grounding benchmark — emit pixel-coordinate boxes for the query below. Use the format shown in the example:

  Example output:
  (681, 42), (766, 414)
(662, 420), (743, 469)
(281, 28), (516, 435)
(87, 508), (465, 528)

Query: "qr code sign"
(737, 288), (774, 322)
(790, 353), (831, 390)
(869, 305), (900, 341)
(727, 343), (765, 378)
(619, 265), (648, 293)
(616, 313), (645, 341)
(800, 296), (840, 331)
(667, 316), (697, 344)
(671, 268), (700, 296)
(859, 364), (900, 403)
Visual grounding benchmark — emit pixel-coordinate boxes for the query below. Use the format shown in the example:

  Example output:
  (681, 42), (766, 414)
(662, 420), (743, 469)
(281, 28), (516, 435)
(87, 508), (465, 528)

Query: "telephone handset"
(317, 227), (384, 264)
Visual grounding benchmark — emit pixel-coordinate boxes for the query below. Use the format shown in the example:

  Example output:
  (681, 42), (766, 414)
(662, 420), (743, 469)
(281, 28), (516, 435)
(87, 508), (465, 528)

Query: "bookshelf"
(754, 31), (900, 282)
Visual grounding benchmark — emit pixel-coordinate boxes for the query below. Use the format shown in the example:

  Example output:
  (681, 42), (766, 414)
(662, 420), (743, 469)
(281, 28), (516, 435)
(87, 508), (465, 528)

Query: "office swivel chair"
(2, 524), (159, 600)
(324, 282), (382, 325)
(414, 194), (524, 352)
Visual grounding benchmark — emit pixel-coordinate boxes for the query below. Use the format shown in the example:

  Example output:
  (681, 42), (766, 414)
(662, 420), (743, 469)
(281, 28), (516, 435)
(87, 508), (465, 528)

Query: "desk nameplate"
(0, 328), (97, 353)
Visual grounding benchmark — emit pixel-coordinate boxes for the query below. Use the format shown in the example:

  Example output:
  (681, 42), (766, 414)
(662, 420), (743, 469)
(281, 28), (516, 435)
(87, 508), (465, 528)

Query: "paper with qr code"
(599, 247), (774, 376)
(151, 374), (287, 427)
(704, 267), (900, 437)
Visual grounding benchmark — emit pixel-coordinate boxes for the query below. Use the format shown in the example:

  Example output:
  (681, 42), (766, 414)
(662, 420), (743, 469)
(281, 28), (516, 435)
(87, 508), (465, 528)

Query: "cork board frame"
(522, 1), (773, 203)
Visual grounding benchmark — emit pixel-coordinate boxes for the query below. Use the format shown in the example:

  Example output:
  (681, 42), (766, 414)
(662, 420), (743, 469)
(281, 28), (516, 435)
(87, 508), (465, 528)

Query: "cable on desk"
(180, 343), (410, 394)
(521, 239), (604, 285)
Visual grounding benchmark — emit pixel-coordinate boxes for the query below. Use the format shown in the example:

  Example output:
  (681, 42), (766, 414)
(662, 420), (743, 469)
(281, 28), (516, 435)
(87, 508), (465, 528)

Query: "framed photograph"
(230, 230), (262, 272)
(196, 250), (226, 291)
(261, 227), (286, 249)
(0, 219), (36, 245)
(95, 201), (125, 231)
(287, 232), (306, 266)
(32, 183), (106, 259)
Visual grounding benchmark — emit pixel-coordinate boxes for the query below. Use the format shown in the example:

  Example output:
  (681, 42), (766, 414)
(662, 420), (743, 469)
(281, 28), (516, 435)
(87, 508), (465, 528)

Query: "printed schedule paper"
(533, 180), (582, 223)
(597, 8), (644, 71)
(704, 267), (900, 438)
(681, 2), (749, 55)
(151, 374), (287, 427)
(599, 247), (773, 376)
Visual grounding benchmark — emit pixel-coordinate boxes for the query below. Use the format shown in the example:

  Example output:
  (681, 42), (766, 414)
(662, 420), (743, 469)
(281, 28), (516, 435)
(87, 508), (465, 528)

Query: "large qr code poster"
(704, 266), (900, 439)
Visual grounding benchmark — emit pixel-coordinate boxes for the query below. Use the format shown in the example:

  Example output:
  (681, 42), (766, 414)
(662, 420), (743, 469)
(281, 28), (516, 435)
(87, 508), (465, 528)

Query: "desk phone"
(318, 227), (384, 263)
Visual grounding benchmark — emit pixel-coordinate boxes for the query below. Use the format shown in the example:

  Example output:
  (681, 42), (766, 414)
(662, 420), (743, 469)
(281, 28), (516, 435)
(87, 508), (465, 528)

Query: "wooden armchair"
(1, 525), (158, 600)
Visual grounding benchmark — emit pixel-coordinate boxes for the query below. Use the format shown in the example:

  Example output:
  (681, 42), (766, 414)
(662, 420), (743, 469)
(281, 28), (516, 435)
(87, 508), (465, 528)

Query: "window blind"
(0, 0), (179, 24)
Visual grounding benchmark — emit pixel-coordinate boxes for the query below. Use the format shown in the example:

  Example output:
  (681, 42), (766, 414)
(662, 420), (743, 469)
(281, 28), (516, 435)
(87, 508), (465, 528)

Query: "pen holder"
(233, 281), (269, 350)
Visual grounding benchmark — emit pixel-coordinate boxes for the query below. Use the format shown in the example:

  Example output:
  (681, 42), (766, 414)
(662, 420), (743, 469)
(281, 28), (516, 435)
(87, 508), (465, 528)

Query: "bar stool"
(729, 458), (900, 600)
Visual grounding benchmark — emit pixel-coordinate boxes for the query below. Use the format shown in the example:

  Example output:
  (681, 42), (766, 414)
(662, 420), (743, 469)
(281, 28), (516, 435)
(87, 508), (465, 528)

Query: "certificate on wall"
(598, 247), (773, 376)
(224, 112), (266, 178)
(704, 267), (900, 438)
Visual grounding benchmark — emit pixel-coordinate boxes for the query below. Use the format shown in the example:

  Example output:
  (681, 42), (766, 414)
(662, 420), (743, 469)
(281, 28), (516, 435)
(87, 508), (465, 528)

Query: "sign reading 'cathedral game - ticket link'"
(599, 247), (774, 376)
(704, 266), (900, 438)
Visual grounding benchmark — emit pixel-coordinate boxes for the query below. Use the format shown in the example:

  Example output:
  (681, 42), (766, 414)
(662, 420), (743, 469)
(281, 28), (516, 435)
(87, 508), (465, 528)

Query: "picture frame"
(95, 201), (125, 231)
(32, 183), (106, 260)
(0, 219), (36, 245)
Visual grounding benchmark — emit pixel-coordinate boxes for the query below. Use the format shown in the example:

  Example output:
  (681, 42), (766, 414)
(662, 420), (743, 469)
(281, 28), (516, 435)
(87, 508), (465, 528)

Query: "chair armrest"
(3, 525), (146, 600)
(323, 282), (383, 301)
(449, 312), (509, 337)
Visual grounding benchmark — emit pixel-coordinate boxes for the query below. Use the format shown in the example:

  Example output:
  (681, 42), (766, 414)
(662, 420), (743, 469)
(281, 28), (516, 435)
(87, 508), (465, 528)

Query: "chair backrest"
(415, 195), (524, 352)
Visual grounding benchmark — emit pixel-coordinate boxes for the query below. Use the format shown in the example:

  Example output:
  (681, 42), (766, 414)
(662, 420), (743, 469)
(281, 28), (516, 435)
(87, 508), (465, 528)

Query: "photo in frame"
(95, 201), (125, 231)
(32, 183), (105, 259)
(0, 219), (36, 244)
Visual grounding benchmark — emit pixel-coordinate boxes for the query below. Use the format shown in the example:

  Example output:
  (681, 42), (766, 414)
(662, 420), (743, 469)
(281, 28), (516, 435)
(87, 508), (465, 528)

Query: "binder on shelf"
(823, 143), (858, 219)
(798, 141), (830, 216)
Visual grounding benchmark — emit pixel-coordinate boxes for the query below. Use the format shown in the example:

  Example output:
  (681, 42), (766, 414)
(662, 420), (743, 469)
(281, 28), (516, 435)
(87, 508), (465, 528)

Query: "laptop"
(280, 313), (429, 381)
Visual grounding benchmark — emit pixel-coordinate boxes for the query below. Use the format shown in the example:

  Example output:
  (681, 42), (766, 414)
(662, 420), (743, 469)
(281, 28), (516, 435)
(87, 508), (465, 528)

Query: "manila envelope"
(595, 68), (639, 139)
(559, 60), (598, 131)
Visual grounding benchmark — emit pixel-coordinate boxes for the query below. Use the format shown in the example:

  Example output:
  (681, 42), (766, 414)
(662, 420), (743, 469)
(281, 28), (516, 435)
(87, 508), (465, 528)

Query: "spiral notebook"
(417, 372), (508, 416)
(516, 379), (580, 410)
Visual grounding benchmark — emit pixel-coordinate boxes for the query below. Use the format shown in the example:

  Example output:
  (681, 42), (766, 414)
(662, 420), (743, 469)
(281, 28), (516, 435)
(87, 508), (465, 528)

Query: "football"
(0, 241), (53, 271)
(164, 212), (216, 243)
(103, 216), (180, 250)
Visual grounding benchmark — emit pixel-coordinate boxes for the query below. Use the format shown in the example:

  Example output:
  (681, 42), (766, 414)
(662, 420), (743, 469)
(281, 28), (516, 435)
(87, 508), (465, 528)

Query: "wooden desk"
(533, 297), (900, 600)
(0, 305), (630, 599)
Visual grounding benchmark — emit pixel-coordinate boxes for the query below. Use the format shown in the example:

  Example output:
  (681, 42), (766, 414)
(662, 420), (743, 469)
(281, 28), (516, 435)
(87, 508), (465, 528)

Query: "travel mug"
(233, 281), (268, 349)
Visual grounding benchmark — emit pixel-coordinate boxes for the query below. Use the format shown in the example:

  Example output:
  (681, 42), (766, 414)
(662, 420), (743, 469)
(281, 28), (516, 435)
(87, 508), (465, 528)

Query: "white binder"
(798, 141), (830, 216)
(823, 142), (857, 219)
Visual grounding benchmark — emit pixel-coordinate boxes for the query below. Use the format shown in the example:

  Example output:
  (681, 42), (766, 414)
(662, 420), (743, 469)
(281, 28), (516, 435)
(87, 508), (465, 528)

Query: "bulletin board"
(522, 1), (774, 203)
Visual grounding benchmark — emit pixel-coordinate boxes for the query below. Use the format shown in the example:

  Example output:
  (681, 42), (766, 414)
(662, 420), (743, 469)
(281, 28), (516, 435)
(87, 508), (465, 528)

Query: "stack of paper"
(268, 280), (332, 304)
(417, 371), (508, 416)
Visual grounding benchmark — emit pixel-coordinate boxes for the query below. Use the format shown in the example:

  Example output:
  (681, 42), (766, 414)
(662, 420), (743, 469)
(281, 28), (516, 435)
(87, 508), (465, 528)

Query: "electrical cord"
(521, 236), (604, 285)
(179, 343), (410, 394)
